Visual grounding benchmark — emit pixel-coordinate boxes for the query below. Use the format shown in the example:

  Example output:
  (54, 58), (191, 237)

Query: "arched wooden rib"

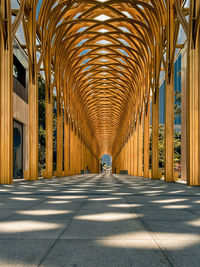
(35, 0), (167, 156)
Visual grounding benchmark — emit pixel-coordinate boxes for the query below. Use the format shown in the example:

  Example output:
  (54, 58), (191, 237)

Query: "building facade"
(13, 39), (29, 178)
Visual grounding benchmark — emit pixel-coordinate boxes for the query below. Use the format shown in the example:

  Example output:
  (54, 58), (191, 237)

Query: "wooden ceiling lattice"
(37, 0), (166, 155)
(38, 0), (166, 155)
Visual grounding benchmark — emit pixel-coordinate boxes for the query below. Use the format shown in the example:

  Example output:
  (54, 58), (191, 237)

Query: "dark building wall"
(13, 39), (29, 101)
(13, 39), (29, 178)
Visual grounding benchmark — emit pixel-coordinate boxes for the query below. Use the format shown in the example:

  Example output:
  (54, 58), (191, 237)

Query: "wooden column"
(68, 118), (71, 175)
(144, 100), (150, 178)
(121, 146), (123, 171)
(56, 99), (63, 177)
(124, 142), (127, 171)
(165, 0), (175, 182)
(45, 83), (53, 178)
(44, 49), (53, 178)
(129, 135), (132, 175)
(26, 1), (38, 180)
(152, 44), (160, 180)
(76, 129), (79, 174)
(133, 121), (138, 176)
(74, 126), (77, 174)
(137, 114), (143, 177)
(187, 0), (200, 186)
(70, 121), (75, 175)
(120, 152), (122, 174)
(126, 139), (129, 173)
(64, 112), (69, 176)
(0, 0), (13, 184)
(119, 151), (122, 173)
(77, 133), (81, 174)
(151, 88), (160, 179)
(74, 126), (78, 174)
(79, 135), (82, 173)
(129, 136), (132, 174)
(74, 126), (80, 174)
(126, 139), (129, 171)
(130, 129), (134, 175)
(181, 47), (187, 181)
(124, 144), (126, 171)
(81, 135), (84, 171)
(82, 141), (85, 171)
(127, 137), (131, 174)
(78, 131), (81, 174)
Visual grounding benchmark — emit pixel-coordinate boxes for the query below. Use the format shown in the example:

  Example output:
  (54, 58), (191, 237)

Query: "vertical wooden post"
(64, 111), (69, 176)
(125, 142), (127, 171)
(119, 151), (122, 173)
(121, 146), (123, 171)
(165, 0), (175, 182)
(44, 48), (53, 178)
(187, 0), (200, 186)
(181, 47), (187, 182)
(133, 120), (138, 176)
(152, 45), (160, 180)
(81, 134), (84, 171)
(77, 132), (81, 175)
(0, 0), (13, 184)
(137, 113), (143, 177)
(27, 1), (38, 180)
(127, 136), (130, 174)
(68, 118), (71, 175)
(114, 157), (117, 174)
(121, 145), (124, 171)
(130, 128), (134, 175)
(82, 141), (85, 172)
(144, 100), (150, 177)
(73, 124), (76, 175)
(124, 140), (127, 171)
(45, 82), (53, 178)
(74, 125), (78, 174)
(78, 130), (81, 174)
(126, 139), (128, 173)
(152, 89), (160, 179)
(56, 98), (63, 177)
(70, 120), (75, 175)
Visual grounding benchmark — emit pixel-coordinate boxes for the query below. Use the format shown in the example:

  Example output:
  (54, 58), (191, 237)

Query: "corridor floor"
(0, 174), (200, 267)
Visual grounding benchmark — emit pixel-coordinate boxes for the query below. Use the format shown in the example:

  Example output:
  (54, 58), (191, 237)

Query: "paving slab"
(0, 239), (54, 267)
(155, 240), (200, 267)
(142, 219), (200, 240)
(39, 239), (171, 267)
(0, 218), (68, 239)
(60, 218), (151, 240)
(0, 174), (199, 266)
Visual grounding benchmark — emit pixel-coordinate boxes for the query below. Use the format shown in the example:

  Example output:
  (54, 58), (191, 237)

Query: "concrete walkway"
(0, 174), (200, 267)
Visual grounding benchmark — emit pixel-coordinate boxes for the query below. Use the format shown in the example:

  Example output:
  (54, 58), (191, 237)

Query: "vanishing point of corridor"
(0, 174), (200, 267)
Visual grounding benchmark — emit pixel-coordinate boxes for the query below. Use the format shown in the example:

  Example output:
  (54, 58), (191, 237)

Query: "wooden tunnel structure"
(0, 0), (199, 185)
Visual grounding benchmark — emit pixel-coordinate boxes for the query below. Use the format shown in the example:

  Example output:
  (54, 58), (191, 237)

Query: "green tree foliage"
(38, 77), (57, 174)
(174, 90), (181, 119)
(174, 129), (181, 164)
(149, 124), (181, 174)
(159, 125), (165, 168)
(38, 76), (46, 174)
